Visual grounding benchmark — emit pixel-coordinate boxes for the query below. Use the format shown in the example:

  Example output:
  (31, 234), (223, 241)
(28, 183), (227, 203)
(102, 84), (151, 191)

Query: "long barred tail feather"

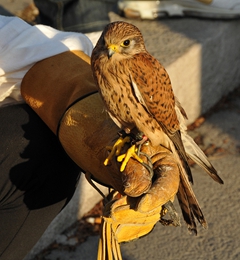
(177, 166), (208, 234)
(177, 184), (197, 234)
(169, 141), (208, 234)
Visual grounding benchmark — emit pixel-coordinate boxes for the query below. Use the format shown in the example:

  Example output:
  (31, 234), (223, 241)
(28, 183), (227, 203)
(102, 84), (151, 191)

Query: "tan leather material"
(58, 96), (181, 195)
(20, 49), (150, 193)
(97, 150), (180, 259)
(58, 93), (125, 193)
(123, 144), (180, 203)
(21, 50), (97, 134)
(135, 145), (180, 213)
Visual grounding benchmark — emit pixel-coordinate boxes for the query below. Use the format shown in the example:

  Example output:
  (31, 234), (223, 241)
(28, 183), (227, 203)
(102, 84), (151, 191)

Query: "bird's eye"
(121, 39), (130, 47)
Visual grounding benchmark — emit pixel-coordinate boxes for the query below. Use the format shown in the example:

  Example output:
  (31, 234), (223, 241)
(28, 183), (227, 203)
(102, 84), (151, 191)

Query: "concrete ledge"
(24, 13), (240, 260)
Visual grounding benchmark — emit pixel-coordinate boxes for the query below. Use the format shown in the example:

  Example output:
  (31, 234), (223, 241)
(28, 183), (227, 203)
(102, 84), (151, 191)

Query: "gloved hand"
(97, 144), (180, 260)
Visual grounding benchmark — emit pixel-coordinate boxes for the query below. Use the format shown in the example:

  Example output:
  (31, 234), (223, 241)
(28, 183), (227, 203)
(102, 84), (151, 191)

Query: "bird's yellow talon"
(117, 154), (125, 162)
(115, 136), (131, 155)
(117, 144), (143, 172)
(104, 136), (131, 166)
(104, 158), (110, 166)
(132, 153), (144, 164)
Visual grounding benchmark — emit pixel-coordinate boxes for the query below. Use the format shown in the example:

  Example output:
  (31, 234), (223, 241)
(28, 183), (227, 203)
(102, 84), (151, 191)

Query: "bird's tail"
(173, 98), (223, 232)
(169, 142), (207, 233)
(177, 163), (207, 234)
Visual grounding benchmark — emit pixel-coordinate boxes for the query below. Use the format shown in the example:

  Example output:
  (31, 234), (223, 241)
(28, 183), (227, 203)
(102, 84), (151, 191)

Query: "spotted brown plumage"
(92, 22), (180, 146)
(91, 21), (223, 233)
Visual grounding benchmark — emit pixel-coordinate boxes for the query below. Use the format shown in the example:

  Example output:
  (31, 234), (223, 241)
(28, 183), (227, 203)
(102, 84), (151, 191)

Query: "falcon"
(91, 21), (223, 232)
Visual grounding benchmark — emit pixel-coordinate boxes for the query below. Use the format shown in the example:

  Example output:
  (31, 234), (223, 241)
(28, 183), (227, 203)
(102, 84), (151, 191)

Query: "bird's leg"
(117, 144), (144, 172)
(104, 130), (131, 166)
(135, 133), (148, 146)
(104, 130), (152, 175)
(117, 132), (149, 172)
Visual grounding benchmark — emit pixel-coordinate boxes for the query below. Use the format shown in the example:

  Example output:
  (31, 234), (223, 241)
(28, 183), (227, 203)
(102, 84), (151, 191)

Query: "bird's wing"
(129, 53), (193, 183)
(129, 54), (223, 185)
(130, 77), (152, 115)
(182, 133), (224, 184)
(174, 100), (224, 184)
(129, 53), (179, 134)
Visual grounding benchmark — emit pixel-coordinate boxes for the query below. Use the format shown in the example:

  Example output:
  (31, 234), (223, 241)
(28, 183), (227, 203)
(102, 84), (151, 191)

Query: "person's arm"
(21, 50), (126, 192)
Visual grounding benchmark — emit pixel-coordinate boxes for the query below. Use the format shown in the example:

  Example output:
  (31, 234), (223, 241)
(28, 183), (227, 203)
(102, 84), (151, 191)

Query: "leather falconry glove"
(97, 143), (180, 260)
(21, 50), (126, 193)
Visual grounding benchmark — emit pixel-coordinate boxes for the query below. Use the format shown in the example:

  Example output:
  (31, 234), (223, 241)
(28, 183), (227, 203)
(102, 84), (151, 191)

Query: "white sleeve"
(0, 15), (94, 106)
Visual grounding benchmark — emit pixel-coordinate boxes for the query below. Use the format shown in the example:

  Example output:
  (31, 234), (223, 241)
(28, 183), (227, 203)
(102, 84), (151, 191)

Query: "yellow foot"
(117, 144), (143, 172)
(104, 136), (131, 166)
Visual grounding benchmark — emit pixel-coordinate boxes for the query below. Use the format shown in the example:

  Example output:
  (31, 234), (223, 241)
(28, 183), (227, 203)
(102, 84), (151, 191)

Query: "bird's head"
(94, 21), (146, 60)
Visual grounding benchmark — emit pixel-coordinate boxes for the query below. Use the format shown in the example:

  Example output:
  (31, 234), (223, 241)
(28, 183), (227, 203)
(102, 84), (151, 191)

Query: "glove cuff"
(21, 50), (97, 134)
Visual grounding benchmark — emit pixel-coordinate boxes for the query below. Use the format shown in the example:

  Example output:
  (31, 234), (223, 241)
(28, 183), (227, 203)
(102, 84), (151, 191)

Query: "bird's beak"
(108, 44), (118, 57)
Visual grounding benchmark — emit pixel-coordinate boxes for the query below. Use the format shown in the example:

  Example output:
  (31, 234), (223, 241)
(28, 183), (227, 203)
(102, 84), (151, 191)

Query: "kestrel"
(91, 21), (223, 232)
